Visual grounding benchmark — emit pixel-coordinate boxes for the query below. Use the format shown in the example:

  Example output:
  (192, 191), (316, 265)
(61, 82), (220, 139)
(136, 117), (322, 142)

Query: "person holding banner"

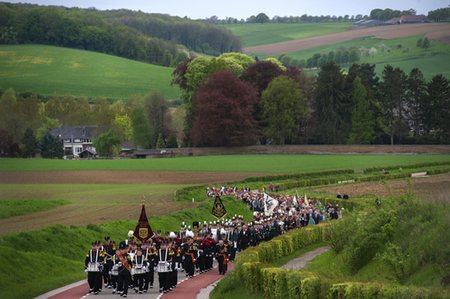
(116, 241), (132, 298)
(183, 232), (198, 278)
(215, 238), (229, 275)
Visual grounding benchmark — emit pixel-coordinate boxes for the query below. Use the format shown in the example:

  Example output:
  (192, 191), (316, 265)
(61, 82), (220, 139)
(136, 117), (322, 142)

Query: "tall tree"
(93, 128), (121, 157)
(191, 70), (259, 147)
(313, 61), (346, 144)
(348, 76), (375, 144)
(0, 128), (13, 157)
(426, 74), (450, 143)
(260, 76), (308, 144)
(155, 133), (165, 149)
(0, 88), (26, 143)
(380, 65), (407, 145)
(130, 103), (153, 149)
(144, 90), (170, 148)
(21, 128), (40, 158)
(40, 130), (64, 159)
(165, 133), (178, 148)
(405, 68), (427, 138)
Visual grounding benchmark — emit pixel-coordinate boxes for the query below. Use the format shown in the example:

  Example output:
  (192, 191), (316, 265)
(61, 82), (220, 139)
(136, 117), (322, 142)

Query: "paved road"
(36, 261), (231, 299)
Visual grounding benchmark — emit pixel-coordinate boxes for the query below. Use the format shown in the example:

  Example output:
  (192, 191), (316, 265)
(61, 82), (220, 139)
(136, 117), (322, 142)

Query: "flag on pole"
(133, 201), (154, 242)
(211, 195), (227, 220)
(304, 193), (308, 206)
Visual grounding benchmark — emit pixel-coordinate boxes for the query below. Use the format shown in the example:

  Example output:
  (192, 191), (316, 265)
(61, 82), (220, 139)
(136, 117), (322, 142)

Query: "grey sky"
(9, 0), (448, 20)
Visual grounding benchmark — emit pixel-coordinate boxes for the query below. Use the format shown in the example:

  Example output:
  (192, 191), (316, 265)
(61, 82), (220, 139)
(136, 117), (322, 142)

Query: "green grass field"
(221, 22), (353, 48)
(0, 198), (70, 219)
(0, 44), (181, 100)
(1, 155), (449, 173)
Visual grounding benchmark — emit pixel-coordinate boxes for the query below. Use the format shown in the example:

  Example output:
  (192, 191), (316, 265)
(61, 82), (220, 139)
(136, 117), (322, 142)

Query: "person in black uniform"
(143, 241), (157, 291)
(215, 238), (229, 275)
(132, 246), (147, 294)
(101, 236), (115, 289)
(116, 241), (132, 298)
(85, 240), (104, 295)
(182, 233), (198, 278)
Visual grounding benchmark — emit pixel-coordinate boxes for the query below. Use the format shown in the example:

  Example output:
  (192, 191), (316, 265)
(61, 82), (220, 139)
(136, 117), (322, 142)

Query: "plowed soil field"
(313, 175), (450, 198)
(243, 23), (450, 54)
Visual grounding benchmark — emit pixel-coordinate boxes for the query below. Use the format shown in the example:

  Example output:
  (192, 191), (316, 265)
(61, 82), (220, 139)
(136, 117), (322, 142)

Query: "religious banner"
(133, 202), (154, 242)
(211, 196), (227, 220)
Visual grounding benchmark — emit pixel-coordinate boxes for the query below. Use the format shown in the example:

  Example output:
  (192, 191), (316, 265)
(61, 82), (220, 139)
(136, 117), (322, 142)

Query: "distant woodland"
(0, 2), (242, 66)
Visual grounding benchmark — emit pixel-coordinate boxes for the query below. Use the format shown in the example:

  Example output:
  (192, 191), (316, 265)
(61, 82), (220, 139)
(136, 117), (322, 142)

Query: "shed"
(78, 148), (98, 159)
(133, 149), (173, 159)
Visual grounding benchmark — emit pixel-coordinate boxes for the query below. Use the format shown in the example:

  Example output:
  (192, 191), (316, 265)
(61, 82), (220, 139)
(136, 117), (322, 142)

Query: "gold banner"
(211, 196), (227, 220)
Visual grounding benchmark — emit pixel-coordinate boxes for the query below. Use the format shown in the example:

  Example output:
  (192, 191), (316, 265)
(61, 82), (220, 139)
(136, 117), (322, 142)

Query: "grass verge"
(0, 198), (70, 219)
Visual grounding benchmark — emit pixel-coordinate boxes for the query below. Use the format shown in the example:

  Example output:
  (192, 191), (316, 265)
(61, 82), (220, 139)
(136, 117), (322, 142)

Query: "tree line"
(171, 55), (450, 147)
(0, 3), (242, 66)
(0, 87), (181, 157)
(427, 6), (450, 22)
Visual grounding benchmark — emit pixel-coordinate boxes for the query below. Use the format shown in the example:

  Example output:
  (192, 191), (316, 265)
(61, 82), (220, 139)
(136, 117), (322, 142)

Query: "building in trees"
(50, 126), (96, 157)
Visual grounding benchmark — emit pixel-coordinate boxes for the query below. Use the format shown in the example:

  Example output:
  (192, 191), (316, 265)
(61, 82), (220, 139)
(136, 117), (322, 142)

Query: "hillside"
(0, 44), (180, 99)
(221, 22), (353, 48)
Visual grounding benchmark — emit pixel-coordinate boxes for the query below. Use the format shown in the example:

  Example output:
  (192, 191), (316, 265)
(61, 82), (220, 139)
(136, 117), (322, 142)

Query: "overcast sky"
(9, 0), (449, 20)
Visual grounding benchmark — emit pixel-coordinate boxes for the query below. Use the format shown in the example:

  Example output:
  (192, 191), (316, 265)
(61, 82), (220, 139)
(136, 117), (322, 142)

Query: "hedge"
(243, 168), (354, 183)
(427, 168), (450, 175)
(354, 172), (412, 182)
(259, 177), (339, 192)
(234, 224), (450, 299)
(363, 161), (450, 174)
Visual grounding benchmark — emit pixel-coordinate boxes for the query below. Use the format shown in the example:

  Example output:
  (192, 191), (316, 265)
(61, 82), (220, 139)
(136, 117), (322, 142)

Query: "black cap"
(118, 241), (127, 250)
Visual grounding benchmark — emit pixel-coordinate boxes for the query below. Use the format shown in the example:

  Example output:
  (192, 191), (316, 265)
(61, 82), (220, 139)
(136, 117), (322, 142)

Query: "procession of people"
(84, 189), (345, 296)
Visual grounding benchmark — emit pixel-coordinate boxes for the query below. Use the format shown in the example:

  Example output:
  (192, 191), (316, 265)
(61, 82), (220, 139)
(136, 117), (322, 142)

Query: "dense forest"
(0, 2), (242, 66)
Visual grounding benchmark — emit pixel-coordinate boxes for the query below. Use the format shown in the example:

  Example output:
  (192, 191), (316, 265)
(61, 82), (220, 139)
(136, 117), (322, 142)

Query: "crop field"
(221, 22), (353, 47)
(1, 155), (449, 173)
(0, 44), (181, 100)
(242, 23), (450, 54)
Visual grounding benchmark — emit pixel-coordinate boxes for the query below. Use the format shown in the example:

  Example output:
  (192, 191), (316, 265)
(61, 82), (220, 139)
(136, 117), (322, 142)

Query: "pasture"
(221, 22), (353, 47)
(0, 44), (180, 100)
(1, 155), (450, 173)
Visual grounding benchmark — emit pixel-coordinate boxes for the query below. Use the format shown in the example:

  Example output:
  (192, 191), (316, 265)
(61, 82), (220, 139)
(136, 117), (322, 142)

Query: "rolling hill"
(0, 44), (181, 100)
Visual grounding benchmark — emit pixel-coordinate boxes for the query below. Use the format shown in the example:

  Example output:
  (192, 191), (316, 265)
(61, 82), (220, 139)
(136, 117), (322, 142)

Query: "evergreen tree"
(155, 133), (166, 149)
(416, 38), (423, 48)
(313, 61), (346, 144)
(422, 37), (430, 51)
(426, 74), (450, 143)
(21, 128), (40, 158)
(40, 131), (64, 159)
(165, 133), (178, 148)
(348, 77), (375, 144)
(406, 68), (427, 138)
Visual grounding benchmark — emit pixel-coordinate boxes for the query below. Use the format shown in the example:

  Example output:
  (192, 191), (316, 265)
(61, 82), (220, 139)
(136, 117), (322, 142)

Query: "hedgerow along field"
(220, 22), (354, 47)
(0, 44), (181, 100)
(2, 154), (450, 173)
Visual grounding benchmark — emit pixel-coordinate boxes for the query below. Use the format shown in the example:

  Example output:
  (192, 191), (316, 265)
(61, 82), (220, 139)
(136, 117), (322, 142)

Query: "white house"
(50, 126), (97, 157)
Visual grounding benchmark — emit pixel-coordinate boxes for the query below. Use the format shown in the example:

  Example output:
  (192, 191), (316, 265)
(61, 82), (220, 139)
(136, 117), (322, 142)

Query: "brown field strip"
(243, 23), (450, 54)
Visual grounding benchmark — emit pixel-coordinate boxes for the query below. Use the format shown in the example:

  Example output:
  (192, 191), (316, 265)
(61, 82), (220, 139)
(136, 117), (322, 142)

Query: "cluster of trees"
(427, 6), (450, 21)
(416, 37), (431, 50)
(0, 3), (241, 66)
(369, 8), (417, 21)
(0, 87), (181, 158)
(172, 55), (450, 147)
(278, 48), (361, 70)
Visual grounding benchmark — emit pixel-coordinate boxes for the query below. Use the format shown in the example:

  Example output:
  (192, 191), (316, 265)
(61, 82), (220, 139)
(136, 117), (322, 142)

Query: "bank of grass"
(220, 22), (353, 48)
(2, 155), (450, 173)
(0, 196), (252, 299)
(0, 44), (180, 100)
(0, 198), (70, 219)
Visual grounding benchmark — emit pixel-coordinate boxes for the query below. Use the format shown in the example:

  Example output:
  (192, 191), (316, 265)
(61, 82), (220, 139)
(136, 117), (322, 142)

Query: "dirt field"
(313, 175), (450, 198)
(0, 170), (274, 185)
(243, 23), (450, 55)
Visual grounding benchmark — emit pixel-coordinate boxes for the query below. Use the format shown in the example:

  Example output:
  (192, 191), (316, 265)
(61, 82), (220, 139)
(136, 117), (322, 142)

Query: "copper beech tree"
(191, 70), (260, 147)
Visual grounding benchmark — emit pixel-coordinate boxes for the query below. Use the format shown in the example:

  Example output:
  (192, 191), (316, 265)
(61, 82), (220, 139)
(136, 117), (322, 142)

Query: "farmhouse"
(385, 15), (429, 24)
(50, 126), (97, 157)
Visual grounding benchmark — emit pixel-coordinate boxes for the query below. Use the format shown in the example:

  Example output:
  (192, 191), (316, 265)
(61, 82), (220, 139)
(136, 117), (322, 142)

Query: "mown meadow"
(2, 154), (450, 173)
(0, 44), (181, 100)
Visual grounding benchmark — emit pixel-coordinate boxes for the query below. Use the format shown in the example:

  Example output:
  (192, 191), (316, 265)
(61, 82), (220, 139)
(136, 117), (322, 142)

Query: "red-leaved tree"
(191, 70), (260, 147)
(241, 60), (284, 96)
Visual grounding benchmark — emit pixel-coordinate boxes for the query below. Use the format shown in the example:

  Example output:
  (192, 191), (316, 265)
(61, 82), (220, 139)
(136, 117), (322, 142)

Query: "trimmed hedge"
(234, 224), (450, 299)
(243, 168), (354, 183)
(363, 161), (450, 174)
(354, 172), (412, 182)
(259, 177), (339, 192)
(427, 168), (450, 175)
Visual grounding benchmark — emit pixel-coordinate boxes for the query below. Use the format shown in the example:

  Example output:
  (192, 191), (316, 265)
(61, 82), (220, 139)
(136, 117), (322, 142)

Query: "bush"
(363, 161), (450, 173)
(354, 173), (412, 182)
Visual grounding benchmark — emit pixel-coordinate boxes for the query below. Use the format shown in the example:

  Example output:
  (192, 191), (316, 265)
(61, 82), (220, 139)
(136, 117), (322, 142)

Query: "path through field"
(243, 23), (450, 54)
(281, 246), (332, 270)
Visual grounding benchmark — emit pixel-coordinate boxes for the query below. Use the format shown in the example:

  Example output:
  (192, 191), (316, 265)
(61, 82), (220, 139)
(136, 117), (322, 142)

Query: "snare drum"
(134, 266), (145, 275)
(87, 262), (101, 272)
(157, 261), (170, 273)
(111, 266), (119, 276)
